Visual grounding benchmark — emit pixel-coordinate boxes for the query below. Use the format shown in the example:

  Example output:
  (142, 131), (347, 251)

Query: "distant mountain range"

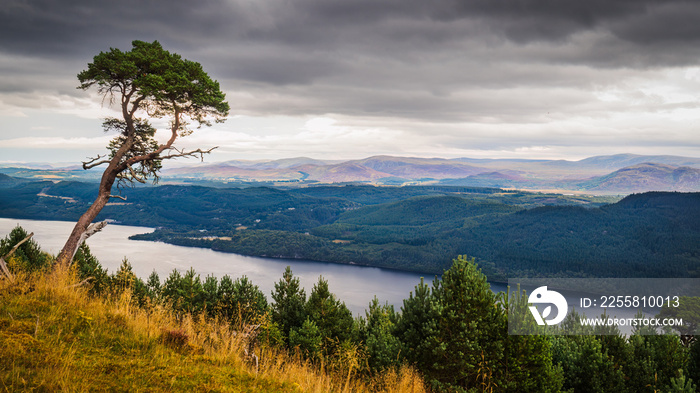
(2, 154), (699, 193)
(160, 153), (700, 193)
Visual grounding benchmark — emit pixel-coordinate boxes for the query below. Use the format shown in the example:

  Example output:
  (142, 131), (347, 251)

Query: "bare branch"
(0, 258), (13, 282)
(121, 141), (217, 172)
(3, 232), (34, 260)
(69, 221), (108, 266)
(125, 163), (147, 183)
(86, 221), (108, 240)
(0, 232), (33, 282)
(160, 146), (218, 161)
(82, 154), (111, 170)
(109, 194), (127, 201)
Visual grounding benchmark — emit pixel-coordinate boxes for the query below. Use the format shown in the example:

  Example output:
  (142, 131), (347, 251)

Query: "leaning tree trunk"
(55, 166), (118, 266)
(55, 109), (190, 265)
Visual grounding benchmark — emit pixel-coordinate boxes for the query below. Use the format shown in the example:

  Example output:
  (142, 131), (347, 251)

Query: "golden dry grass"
(0, 266), (426, 392)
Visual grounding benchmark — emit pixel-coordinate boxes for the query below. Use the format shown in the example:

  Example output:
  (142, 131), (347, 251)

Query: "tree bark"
(56, 166), (118, 266)
(55, 109), (195, 266)
(55, 89), (137, 266)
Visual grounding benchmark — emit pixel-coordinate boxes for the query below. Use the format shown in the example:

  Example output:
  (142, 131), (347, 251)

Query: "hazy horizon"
(4, 151), (700, 170)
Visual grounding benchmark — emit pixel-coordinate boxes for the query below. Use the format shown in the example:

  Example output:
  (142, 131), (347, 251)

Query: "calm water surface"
(1, 218), (461, 316)
(1, 218), (650, 330)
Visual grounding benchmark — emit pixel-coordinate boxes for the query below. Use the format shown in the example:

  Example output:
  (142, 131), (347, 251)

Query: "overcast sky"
(1, 0), (700, 164)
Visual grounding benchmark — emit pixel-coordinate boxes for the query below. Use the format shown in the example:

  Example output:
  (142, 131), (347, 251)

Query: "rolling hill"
(580, 163), (700, 192)
(0, 174), (696, 277)
(160, 154), (700, 192)
(2, 153), (699, 193)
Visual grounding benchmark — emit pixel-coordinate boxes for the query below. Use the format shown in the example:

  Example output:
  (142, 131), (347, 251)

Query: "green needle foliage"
(361, 297), (402, 371)
(398, 256), (563, 392)
(305, 276), (355, 356)
(271, 266), (307, 342)
(0, 225), (50, 272)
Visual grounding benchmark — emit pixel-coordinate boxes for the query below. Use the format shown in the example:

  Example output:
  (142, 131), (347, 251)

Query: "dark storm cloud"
(437, 0), (649, 42)
(606, 2), (700, 44)
(2, 0), (700, 123)
(0, 0), (239, 57)
(3, 0), (700, 61)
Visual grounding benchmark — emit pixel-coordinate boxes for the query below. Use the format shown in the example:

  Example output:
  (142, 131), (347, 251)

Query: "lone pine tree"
(56, 40), (229, 265)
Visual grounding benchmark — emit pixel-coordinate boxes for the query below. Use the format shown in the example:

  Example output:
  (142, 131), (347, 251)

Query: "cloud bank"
(1, 0), (699, 161)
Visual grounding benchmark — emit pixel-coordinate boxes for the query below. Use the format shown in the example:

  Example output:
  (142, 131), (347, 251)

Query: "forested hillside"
(1, 176), (698, 277)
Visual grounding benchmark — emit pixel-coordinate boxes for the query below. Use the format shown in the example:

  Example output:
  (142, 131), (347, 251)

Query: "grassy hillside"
(0, 267), (425, 392)
(1, 269), (289, 391)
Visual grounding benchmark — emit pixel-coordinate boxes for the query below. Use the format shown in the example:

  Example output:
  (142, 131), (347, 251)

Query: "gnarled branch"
(3, 232), (34, 260)
(160, 146), (218, 161)
(124, 163), (147, 183)
(1, 256), (13, 281)
(82, 154), (111, 170)
(109, 194), (127, 201)
(69, 221), (108, 266)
